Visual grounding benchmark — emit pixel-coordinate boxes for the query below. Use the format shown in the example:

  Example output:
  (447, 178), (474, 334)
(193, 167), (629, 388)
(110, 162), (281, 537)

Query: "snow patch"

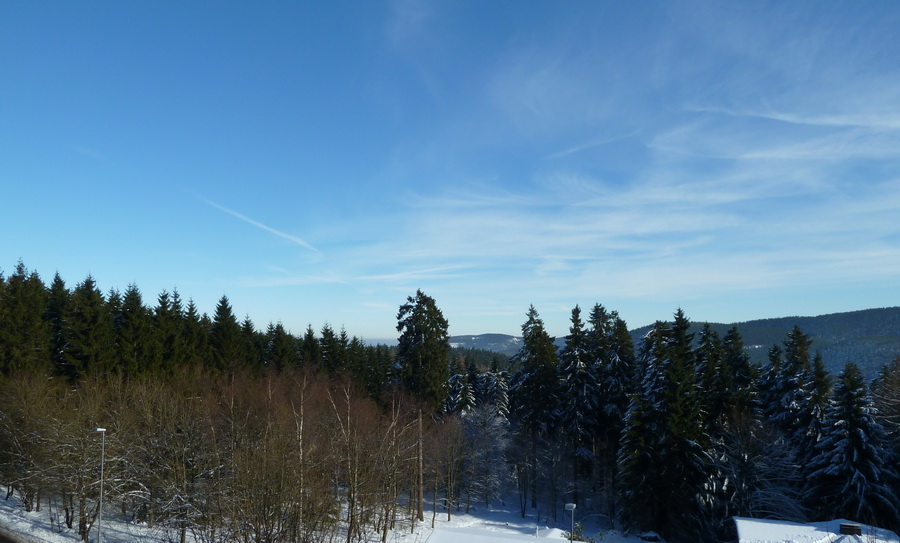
(735, 517), (899, 543)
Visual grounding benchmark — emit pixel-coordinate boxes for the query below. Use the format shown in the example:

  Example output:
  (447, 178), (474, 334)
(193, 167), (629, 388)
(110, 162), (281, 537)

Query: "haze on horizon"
(2, 1), (899, 339)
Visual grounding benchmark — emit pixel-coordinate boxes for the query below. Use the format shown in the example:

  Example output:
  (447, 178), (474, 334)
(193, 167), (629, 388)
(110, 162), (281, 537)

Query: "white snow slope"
(735, 516), (899, 543)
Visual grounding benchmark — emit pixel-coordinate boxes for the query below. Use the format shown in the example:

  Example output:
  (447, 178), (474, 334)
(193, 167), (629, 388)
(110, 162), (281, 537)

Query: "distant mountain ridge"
(449, 333), (522, 355)
(449, 307), (900, 378)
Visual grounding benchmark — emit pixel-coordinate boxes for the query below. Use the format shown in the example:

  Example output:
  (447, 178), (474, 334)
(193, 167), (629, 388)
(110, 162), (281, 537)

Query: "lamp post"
(95, 428), (106, 543)
(564, 503), (576, 543)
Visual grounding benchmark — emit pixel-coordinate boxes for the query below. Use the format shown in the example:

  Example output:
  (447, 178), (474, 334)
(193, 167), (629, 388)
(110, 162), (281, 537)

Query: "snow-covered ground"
(4, 491), (898, 543)
(735, 517), (899, 543)
(0, 492), (636, 543)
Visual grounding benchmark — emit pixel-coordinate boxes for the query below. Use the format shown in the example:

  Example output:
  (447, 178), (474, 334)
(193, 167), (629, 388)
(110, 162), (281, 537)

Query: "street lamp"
(95, 428), (106, 543)
(564, 503), (577, 543)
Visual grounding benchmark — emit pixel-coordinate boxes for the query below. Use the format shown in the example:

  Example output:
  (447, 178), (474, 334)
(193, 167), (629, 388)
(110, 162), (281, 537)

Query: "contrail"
(201, 197), (321, 254)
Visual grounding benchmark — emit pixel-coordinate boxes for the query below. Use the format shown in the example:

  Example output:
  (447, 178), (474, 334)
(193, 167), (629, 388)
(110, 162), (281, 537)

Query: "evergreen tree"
(62, 276), (117, 378)
(510, 305), (559, 435)
(116, 284), (160, 377)
(240, 315), (264, 372)
(395, 289), (450, 410)
(695, 324), (731, 434)
(181, 299), (211, 367)
(509, 305), (559, 510)
(803, 362), (899, 526)
(299, 324), (321, 367)
(872, 357), (900, 458)
(722, 326), (759, 420)
(444, 354), (479, 415)
(588, 304), (634, 525)
(457, 372), (478, 415)
(359, 343), (393, 400)
(320, 323), (346, 375)
(462, 404), (512, 507)
(153, 289), (185, 373)
(0, 262), (51, 375)
(263, 322), (297, 372)
(557, 305), (600, 495)
(209, 296), (241, 371)
(764, 327), (815, 436)
(619, 311), (714, 542)
(343, 335), (370, 391)
(45, 272), (70, 375)
(444, 357), (469, 415)
(478, 366), (510, 421)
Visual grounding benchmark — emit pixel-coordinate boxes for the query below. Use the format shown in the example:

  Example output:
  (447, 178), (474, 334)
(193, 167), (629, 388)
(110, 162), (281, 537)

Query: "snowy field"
(734, 517), (899, 543)
(0, 492), (638, 543)
(4, 491), (898, 543)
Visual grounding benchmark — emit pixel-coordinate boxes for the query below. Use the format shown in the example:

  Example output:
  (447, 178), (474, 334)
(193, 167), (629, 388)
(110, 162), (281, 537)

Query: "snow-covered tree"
(618, 311), (715, 542)
(477, 367), (510, 421)
(587, 304), (635, 524)
(462, 404), (512, 508)
(873, 357), (900, 457)
(557, 306), (600, 499)
(444, 358), (477, 415)
(509, 305), (559, 510)
(722, 326), (759, 421)
(695, 324), (731, 434)
(803, 362), (899, 526)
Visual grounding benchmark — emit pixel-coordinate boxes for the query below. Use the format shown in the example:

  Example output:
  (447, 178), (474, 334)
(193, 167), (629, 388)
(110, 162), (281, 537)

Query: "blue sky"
(2, 1), (899, 341)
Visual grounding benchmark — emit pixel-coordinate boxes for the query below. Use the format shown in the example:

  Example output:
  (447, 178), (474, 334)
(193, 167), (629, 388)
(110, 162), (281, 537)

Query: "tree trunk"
(417, 410), (424, 522)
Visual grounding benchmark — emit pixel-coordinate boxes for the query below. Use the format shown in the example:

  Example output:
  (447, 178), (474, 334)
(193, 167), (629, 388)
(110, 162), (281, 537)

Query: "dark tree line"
(2, 261), (900, 542)
(0, 262), (396, 395)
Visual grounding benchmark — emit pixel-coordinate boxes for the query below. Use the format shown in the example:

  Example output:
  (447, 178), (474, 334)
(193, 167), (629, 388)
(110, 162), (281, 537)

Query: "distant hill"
(449, 333), (522, 356)
(450, 307), (900, 378)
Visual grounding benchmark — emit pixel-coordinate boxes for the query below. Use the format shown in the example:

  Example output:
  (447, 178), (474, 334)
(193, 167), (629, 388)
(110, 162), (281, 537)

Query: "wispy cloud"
(201, 198), (321, 255)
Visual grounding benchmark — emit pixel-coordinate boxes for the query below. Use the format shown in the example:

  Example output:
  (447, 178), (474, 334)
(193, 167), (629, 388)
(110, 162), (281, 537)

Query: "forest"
(1, 261), (899, 543)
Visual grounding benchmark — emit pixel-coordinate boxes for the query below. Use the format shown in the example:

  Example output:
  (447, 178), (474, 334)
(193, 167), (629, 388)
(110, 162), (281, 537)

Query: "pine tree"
(263, 322), (297, 372)
(359, 343), (392, 400)
(588, 304), (634, 525)
(764, 327), (815, 436)
(803, 362), (899, 526)
(456, 371), (478, 415)
(445, 357), (467, 414)
(509, 305), (559, 510)
(462, 404), (511, 507)
(758, 344), (783, 414)
(320, 323), (346, 375)
(45, 272), (70, 375)
(510, 305), (559, 435)
(478, 366), (510, 421)
(116, 284), (161, 377)
(0, 262), (51, 375)
(395, 290), (450, 410)
(181, 299), (211, 367)
(695, 324), (732, 434)
(619, 322), (670, 534)
(153, 289), (185, 374)
(62, 276), (117, 378)
(240, 315), (264, 372)
(299, 325), (321, 367)
(872, 357), (900, 458)
(209, 296), (241, 371)
(619, 311), (714, 542)
(557, 305), (600, 497)
(722, 326), (758, 421)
